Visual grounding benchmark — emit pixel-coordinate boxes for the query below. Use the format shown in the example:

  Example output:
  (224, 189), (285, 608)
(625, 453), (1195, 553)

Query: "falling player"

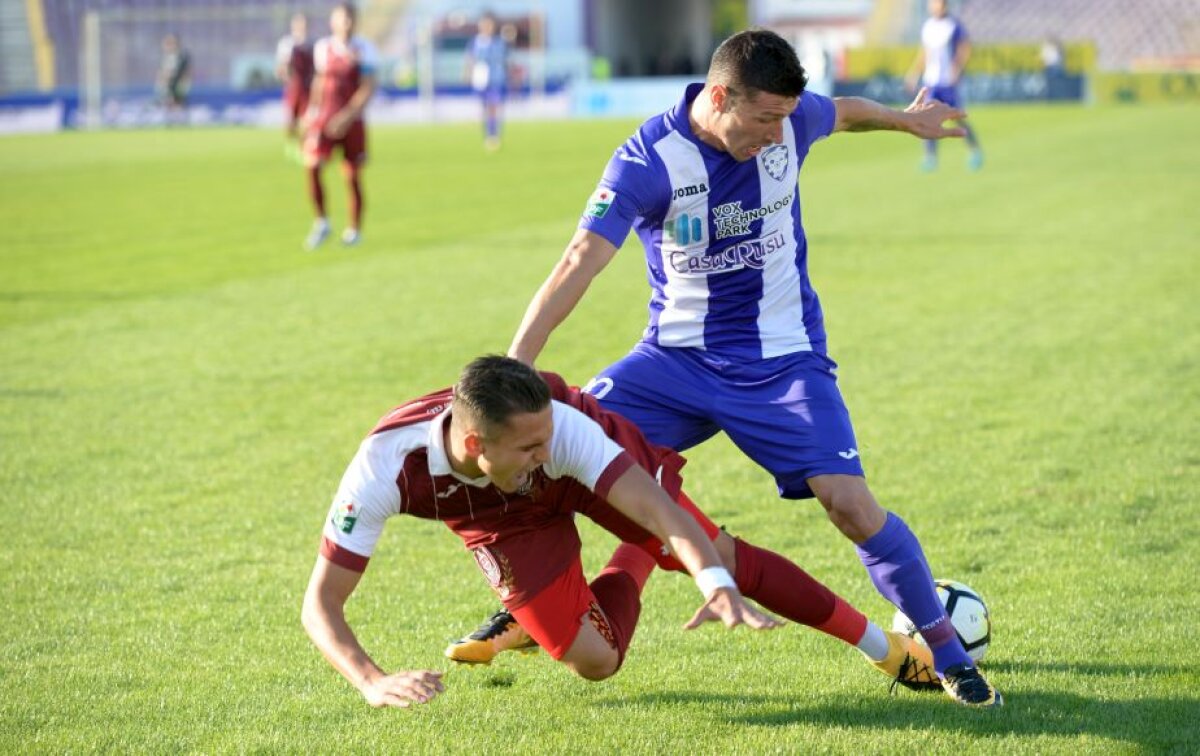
(303, 357), (939, 708)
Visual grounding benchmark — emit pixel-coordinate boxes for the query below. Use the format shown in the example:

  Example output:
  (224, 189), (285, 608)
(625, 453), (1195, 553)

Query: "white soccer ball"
(892, 579), (991, 663)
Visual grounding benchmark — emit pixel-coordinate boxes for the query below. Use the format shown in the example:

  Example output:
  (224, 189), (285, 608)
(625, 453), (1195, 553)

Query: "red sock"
(307, 166), (325, 217)
(345, 164), (363, 229)
(733, 537), (866, 645)
(588, 570), (642, 670)
(601, 542), (656, 592)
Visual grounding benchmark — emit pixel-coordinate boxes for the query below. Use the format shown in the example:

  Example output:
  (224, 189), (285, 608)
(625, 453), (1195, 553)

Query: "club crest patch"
(761, 144), (789, 181)
(472, 546), (511, 599)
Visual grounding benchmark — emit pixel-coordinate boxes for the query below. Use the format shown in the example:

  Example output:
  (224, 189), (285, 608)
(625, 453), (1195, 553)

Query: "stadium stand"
(960, 0), (1199, 70)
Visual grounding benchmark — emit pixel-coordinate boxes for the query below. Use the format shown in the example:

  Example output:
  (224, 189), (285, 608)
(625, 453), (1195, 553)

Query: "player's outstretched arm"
(302, 556), (444, 708)
(833, 90), (967, 139)
(603, 466), (781, 631)
(508, 229), (619, 365)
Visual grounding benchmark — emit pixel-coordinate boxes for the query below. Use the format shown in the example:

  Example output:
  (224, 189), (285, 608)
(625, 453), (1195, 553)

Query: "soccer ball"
(892, 579), (991, 663)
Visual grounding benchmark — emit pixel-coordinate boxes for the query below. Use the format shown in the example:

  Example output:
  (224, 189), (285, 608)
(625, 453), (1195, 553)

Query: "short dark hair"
(453, 355), (551, 436)
(707, 29), (808, 101)
(334, 2), (357, 20)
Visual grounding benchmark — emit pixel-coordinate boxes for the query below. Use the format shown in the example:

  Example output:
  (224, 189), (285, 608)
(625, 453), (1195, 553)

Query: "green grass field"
(2, 103), (1198, 753)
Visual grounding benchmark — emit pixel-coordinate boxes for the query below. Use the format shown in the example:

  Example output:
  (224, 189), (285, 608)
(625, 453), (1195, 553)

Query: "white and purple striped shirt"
(580, 84), (836, 361)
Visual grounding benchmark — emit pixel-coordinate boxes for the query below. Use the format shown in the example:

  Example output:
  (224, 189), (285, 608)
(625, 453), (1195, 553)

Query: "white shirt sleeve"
(276, 37), (294, 67)
(543, 401), (627, 491)
(313, 37), (329, 74)
(321, 433), (403, 558)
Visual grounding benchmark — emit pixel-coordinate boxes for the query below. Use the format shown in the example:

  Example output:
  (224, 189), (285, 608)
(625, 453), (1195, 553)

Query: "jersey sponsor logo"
(664, 213), (705, 246)
(584, 187), (616, 218)
(331, 498), (358, 534)
(838, 448), (859, 460)
(712, 193), (793, 239)
(760, 144), (789, 181)
(671, 182), (708, 200)
(669, 231), (787, 275)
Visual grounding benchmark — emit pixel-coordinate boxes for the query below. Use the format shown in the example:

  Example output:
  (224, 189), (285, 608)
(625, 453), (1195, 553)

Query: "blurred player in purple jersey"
(465, 12), (510, 151)
(905, 0), (983, 171)
(459, 29), (1001, 708)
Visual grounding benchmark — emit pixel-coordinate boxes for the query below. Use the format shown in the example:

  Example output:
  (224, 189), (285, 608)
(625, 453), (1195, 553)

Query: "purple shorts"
(585, 343), (864, 500)
(927, 85), (962, 109)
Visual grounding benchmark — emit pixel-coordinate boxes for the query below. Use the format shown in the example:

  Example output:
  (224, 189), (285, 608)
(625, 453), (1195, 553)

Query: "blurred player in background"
(302, 2), (377, 250)
(156, 33), (190, 124)
(276, 13), (314, 161)
(303, 356), (938, 708)
(905, 0), (983, 171)
(465, 12), (510, 151)
(469, 29), (1001, 708)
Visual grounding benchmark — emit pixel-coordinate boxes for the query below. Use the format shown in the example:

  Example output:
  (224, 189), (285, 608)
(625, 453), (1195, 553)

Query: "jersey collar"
(426, 409), (492, 487)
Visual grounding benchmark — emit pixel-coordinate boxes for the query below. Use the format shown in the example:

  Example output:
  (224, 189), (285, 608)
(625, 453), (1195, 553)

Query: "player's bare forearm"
(302, 558), (386, 691)
(341, 76), (376, 122)
(303, 557), (444, 708)
(835, 91), (967, 140)
(508, 229), (617, 364)
(833, 97), (908, 133)
(604, 466), (723, 577)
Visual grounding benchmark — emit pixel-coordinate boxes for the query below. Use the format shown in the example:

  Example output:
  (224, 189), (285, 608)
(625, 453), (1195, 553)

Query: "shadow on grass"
(595, 689), (1200, 749)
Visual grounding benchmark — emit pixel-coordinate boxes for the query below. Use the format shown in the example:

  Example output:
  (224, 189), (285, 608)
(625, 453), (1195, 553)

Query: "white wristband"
(695, 566), (736, 599)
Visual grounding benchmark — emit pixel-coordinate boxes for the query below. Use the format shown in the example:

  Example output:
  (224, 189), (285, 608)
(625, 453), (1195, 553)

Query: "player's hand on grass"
(684, 588), (782, 631)
(903, 87), (968, 139)
(360, 669), (445, 708)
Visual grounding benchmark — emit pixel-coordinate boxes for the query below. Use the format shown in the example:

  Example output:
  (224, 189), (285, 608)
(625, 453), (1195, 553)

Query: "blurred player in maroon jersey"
(302, 3), (378, 250)
(276, 13), (314, 158)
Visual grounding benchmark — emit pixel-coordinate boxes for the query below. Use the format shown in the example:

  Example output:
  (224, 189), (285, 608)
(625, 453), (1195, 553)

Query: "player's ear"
(463, 430), (486, 459)
(711, 84), (732, 113)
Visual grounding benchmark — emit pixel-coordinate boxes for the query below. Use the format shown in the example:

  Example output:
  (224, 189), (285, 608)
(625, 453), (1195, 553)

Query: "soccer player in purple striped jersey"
(905, 0), (983, 171)
(499, 29), (1000, 707)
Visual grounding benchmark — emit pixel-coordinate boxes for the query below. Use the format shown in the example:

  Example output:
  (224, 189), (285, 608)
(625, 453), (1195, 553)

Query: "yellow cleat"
(941, 663), (1004, 707)
(871, 630), (941, 691)
(444, 609), (539, 665)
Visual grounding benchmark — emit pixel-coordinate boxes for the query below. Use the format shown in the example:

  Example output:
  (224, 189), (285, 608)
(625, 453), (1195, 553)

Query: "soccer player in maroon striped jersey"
(302, 357), (937, 708)
(301, 3), (377, 250)
(276, 13), (314, 151)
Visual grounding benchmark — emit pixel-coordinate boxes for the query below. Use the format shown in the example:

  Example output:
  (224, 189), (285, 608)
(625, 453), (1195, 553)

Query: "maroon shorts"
(284, 87), (309, 123)
(499, 491), (721, 660)
(304, 119), (367, 166)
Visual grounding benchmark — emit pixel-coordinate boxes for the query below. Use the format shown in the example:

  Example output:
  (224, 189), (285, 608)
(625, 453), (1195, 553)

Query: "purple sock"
(856, 512), (973, 675)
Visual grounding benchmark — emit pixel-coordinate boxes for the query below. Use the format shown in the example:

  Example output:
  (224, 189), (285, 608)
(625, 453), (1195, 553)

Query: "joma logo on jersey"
(712, 193), (793, 239)
(669, 231), (786, 274)
(671, 182), (708, 200)
(664, 213), (704, 246)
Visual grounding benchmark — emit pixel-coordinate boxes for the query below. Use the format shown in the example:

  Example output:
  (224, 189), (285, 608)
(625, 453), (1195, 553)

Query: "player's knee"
(815, 480), (883, 541)
(566, 654), (619, 681)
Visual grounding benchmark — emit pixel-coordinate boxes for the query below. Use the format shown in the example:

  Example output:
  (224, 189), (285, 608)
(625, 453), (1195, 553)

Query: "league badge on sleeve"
(331, 498), (358, 534)
(584, 186), (617, 218)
